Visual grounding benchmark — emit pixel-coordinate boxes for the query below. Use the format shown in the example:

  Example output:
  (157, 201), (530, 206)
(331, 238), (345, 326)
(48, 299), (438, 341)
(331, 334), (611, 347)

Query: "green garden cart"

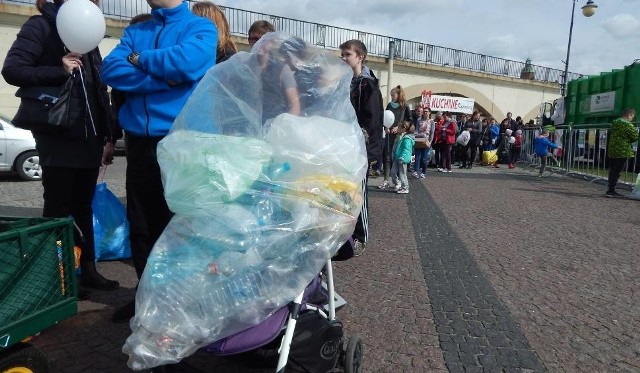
(0, 217), (78, 373)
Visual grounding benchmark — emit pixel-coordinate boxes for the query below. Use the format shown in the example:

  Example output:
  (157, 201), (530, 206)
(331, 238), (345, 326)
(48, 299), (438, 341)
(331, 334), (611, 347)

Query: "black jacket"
(465, 119), (483, 145)
(2, 3), (115, 168)
(384, 103), (411, 147)
(216, 46), (236, 64)
(350, 68), (383, 163)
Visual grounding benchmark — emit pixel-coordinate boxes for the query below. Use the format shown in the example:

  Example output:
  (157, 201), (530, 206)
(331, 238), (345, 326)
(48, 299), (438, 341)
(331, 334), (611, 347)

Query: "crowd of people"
(366, 84), (637, 198)
(369, 84), (536, 193)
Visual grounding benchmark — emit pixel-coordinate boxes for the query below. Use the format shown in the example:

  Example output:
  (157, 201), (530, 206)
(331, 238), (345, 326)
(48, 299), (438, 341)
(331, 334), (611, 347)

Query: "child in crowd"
(339, 39), (383, 256)
(389, 121), (415, 194)
(498, 128), (512, 166)
(509, 129), (523, 169)
(534, 129), (559, 177)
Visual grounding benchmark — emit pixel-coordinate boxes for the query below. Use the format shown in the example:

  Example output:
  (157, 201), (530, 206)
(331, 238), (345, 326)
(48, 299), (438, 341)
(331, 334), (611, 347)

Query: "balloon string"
(78, 67), (97, 136)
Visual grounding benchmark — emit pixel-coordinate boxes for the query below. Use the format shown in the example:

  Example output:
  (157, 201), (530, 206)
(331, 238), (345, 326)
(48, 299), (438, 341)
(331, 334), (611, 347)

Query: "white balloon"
(57, 0), (106, 54)
(383, 110), (395, 128)
(509, 136), (516, 144)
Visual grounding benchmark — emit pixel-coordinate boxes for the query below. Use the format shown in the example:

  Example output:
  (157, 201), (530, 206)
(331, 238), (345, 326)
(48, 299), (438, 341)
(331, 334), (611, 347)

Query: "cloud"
(479, 34), (518, 59)
(602, 13), (640, 37)
(208, 0), (639, 75)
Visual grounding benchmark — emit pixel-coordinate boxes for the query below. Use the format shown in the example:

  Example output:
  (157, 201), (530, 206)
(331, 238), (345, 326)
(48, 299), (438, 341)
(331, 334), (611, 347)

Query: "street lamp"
(384, 39), (395, 181)
(561, 0), (598, 97)
(581, 0), (598, 17)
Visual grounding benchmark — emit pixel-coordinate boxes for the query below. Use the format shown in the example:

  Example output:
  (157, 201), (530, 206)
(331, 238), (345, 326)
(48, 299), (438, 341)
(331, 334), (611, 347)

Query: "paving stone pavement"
(422, 165), (640, 373)
(407, 179), (545, 373)
(1, 161), (639, 372)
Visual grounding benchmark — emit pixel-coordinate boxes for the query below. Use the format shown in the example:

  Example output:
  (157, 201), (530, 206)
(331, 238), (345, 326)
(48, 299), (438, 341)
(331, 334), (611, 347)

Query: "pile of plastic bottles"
(123, 32), (368, 370)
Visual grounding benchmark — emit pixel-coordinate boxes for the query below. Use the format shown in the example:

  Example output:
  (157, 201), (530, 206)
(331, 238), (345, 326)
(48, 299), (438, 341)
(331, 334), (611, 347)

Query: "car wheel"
(14, 150), (42, 181)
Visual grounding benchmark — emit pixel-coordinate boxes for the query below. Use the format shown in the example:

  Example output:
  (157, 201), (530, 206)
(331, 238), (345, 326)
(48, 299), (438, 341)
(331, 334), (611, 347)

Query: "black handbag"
(12, 76), (74, 131)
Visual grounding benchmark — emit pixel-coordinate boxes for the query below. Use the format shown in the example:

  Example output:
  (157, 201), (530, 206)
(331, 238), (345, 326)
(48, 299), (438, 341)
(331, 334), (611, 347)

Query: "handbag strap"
(77, 67), (97, 136)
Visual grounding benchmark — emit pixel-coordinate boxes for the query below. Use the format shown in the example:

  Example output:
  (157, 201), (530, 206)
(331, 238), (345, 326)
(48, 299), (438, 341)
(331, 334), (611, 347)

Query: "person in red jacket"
(437, 112), (458, 172)
(432, 113), (444, 169)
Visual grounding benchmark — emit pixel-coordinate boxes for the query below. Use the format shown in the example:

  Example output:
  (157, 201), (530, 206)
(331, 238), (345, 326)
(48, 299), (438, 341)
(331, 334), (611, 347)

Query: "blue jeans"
(414, 147), (432, 174)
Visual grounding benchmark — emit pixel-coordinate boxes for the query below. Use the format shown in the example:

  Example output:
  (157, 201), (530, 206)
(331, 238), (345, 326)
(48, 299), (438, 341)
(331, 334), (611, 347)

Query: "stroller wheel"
(344, 335), (363, 373)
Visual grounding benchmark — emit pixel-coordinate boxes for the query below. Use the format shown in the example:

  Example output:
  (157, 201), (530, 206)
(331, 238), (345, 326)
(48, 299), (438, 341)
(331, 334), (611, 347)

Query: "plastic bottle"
(253, 162), (290, 225)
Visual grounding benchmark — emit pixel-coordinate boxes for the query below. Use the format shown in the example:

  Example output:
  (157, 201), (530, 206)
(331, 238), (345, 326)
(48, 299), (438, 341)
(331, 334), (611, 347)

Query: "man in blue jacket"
(101, 0), (218, 322)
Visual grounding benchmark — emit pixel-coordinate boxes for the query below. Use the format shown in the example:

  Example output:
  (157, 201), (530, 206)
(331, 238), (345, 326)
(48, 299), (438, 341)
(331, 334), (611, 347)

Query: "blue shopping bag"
(92, 181), (131, 261)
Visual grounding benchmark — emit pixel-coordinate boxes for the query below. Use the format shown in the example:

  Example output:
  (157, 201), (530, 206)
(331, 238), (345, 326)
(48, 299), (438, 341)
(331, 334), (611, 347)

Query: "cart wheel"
(344, 335), (363, 373)
(0, 343), (50, 373)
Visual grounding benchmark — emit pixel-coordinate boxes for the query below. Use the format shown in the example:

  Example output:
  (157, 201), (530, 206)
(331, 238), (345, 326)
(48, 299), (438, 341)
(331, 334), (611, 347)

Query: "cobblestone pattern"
(332, 190), (447, 372)
(426, 166), (640, 372)
(407, 177), (546, 373)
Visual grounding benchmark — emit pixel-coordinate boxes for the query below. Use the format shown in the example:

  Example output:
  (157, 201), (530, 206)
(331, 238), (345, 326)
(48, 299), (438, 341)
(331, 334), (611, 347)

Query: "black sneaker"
(605, 190), (624, 198)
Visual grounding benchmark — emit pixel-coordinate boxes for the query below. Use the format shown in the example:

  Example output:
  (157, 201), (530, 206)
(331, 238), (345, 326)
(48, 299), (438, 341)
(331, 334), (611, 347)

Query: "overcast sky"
(214, 0), (639, 76)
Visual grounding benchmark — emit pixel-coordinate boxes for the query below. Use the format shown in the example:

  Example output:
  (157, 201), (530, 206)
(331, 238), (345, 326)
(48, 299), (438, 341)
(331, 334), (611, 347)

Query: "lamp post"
(383, 39), (395, 181)
(561, 0), (598, 96)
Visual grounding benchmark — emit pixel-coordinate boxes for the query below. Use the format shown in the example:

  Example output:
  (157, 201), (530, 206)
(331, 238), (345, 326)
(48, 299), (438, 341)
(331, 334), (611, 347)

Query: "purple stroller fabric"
(206, 276), (325, 355)
(205, 307), (290, 355)
(332, 237), (355, 261)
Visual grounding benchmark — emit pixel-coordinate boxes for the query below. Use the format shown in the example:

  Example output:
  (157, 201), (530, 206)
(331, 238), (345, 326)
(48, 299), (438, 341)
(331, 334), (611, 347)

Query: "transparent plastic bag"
(124, 32), (367, 370)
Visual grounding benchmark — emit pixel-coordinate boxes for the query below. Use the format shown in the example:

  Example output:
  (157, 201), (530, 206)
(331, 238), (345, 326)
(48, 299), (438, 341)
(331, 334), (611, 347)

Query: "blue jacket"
(101, 2), (218, 137)
(483, 124), (500, 150)
(534, 136), (558, 156)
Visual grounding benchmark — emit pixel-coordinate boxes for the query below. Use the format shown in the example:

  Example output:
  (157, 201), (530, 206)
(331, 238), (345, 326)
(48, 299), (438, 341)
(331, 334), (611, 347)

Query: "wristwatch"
(127, 52), (140, 65)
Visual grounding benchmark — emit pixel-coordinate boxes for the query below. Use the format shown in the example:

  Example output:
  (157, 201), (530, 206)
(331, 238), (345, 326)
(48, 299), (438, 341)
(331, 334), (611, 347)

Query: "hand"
(128, 52), (140, 66)
(102, 142), (115, 165)
(62, 53), (83, 75)
(390, 127), (398, 134)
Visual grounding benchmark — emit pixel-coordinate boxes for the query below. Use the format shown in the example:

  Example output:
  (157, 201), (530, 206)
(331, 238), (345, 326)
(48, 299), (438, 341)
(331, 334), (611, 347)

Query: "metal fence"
(518, 123), (640, 187)
(2, 0), (580, 84)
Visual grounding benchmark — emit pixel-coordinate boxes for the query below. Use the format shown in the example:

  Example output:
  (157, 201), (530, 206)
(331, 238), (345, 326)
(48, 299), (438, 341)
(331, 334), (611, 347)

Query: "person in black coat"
(339, 39), (383, 256)
(2, 0), (119, 293)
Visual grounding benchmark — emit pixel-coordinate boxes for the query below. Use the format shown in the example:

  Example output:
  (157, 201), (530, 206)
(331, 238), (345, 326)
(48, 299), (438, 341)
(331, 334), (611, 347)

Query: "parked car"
(0, 115), (41, 181)
(114, 132), (125, 155)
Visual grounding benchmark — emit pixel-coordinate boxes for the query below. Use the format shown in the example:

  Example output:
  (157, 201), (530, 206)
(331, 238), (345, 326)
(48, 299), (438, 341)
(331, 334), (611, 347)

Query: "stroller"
(154, 245), (363, 373)
(133, 32), (367, 373)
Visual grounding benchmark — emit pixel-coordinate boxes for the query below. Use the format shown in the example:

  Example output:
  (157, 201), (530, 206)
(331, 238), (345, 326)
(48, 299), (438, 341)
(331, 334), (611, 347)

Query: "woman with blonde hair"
(379, 85), (411, 188)
(192, 1), (238, 63)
